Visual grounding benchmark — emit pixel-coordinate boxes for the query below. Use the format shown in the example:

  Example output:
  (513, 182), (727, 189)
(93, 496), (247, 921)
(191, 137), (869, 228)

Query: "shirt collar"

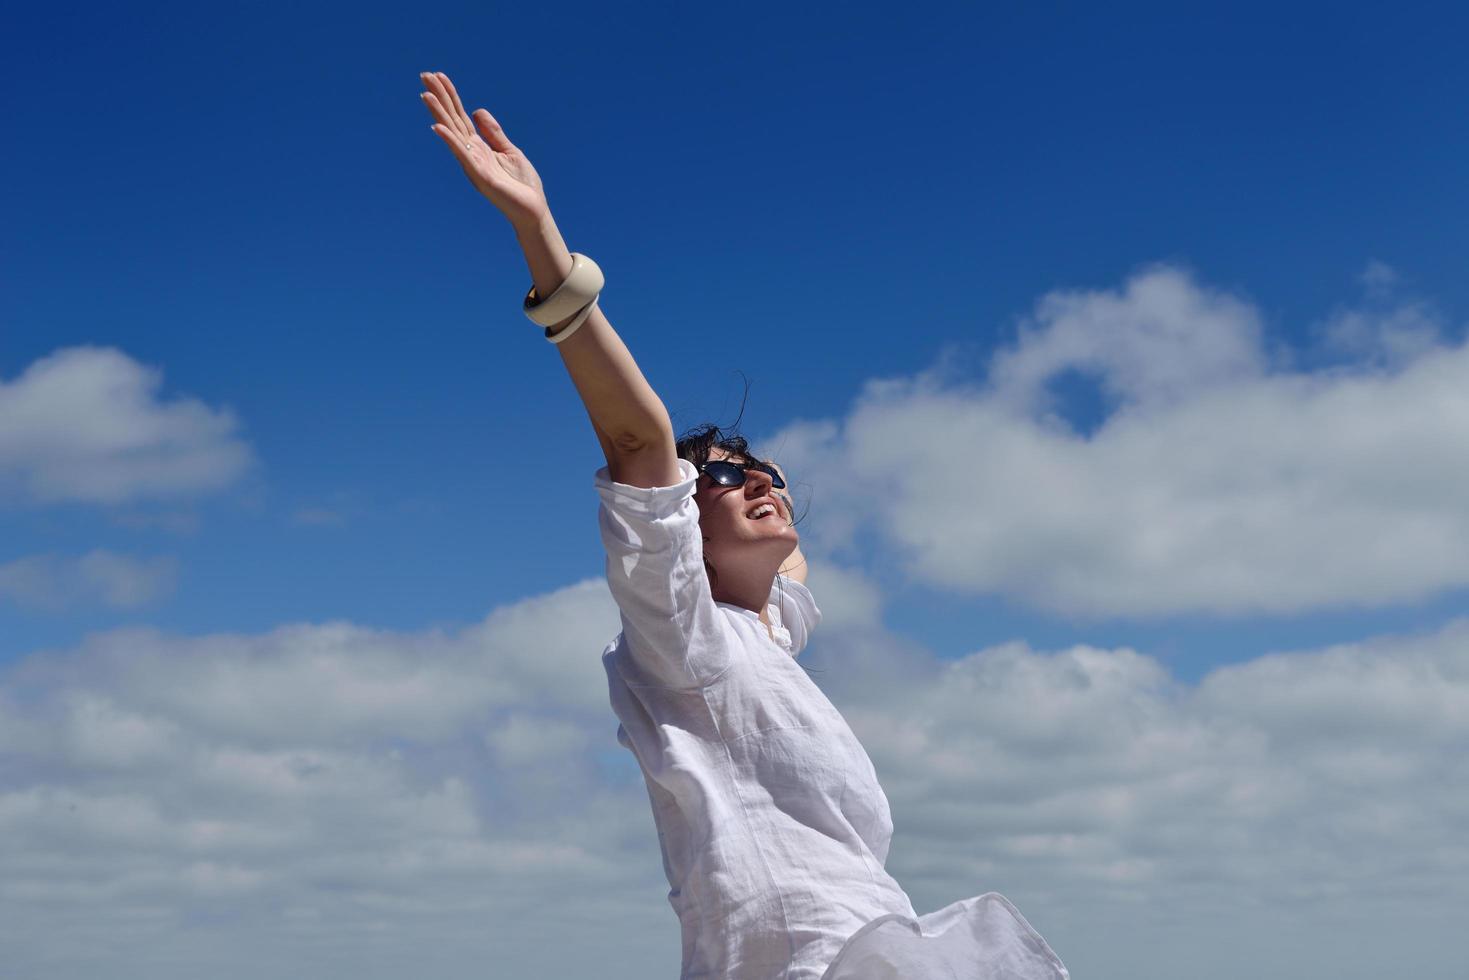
(714, 601), (761, 620)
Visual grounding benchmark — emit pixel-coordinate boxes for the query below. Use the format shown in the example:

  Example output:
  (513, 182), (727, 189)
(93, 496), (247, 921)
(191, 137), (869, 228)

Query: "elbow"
(611, 430), (653, 455)
(610, 426), (674, 456)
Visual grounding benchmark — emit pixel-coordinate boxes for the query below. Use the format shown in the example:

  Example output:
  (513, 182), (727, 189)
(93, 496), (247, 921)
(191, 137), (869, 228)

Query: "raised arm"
(517, 219), (682, 488)
(419, 71), (680, 490)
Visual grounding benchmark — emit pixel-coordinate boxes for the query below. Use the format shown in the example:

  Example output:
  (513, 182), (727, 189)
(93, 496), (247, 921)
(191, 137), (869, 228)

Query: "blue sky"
(3, 2), (1468, 977)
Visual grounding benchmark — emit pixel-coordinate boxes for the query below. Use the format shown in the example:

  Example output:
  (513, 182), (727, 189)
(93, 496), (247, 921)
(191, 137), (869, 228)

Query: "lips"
(745, 499), (780, 520)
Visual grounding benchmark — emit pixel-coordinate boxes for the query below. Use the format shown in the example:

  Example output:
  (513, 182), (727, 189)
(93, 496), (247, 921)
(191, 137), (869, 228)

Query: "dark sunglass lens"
(750, 462), (785, 488)
(705, 461), (744, 486)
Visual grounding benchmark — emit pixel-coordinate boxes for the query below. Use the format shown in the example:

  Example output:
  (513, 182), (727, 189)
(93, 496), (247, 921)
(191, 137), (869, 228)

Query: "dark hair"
(674, 377), (821, 674)
(675, 423), (757, 473)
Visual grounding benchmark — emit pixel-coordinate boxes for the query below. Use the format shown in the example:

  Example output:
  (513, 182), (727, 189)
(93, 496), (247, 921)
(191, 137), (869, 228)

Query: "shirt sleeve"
(595, 457), (733, 688)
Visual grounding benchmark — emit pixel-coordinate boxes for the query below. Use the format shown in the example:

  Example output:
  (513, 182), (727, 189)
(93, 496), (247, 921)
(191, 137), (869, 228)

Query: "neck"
(710, 563), (780, 624)
(708, 537), (798, 628)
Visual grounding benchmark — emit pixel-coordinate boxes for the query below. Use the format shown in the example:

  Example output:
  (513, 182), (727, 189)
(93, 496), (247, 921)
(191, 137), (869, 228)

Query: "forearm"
(514, 215), (674, 450)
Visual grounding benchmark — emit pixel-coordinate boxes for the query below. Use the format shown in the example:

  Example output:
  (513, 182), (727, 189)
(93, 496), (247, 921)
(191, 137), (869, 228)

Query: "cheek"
(695, 496), (741, 542)
(693, 498), (718, 541)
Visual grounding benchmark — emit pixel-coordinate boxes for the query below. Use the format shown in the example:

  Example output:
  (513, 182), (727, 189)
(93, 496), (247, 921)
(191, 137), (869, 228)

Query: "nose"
(745, 466), (774, 495)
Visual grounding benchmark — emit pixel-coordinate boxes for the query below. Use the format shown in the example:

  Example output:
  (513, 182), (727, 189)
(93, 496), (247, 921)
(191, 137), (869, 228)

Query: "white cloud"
(0, 577), (676, 979)
(984, 263), (1271, 415)
(833, 614), (1469, 978)
(2, 572), (1465, 978)
(803, 559), (885, 630)
(484, 712), (588, 767)
(1314, 262), (1445, 370)
(0, 346), (256, 506)
(0, 549), (178, 611)
(770, 264), (1469, 618)
(290, 489), (372, 528)
(1360, 259), (1400, 295)
(1317, 302), (1444, 367)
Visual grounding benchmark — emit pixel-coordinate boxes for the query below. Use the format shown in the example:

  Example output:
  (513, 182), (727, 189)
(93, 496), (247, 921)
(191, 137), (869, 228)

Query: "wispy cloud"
(290, 506), (346, 526)
(0, 549), (178, 611)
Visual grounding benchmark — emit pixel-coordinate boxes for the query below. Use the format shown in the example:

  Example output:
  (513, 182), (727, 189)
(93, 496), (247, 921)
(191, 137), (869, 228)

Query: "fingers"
(421, 92), (474, 147)
(435, 72), (474, 129)
(419, 71), (517, 155)
(428, 122), (474, 161)
(419, 72), (470, 138)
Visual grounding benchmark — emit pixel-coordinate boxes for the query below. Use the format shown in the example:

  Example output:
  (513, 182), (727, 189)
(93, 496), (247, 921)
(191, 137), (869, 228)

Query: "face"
(693, 447), (799, 574)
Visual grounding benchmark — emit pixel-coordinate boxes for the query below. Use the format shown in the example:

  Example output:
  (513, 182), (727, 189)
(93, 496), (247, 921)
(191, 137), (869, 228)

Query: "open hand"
(419, 70), (549, 229)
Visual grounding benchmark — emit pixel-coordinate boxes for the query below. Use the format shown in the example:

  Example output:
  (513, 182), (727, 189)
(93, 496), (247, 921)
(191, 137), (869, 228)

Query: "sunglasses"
(697, 458), (787, 490)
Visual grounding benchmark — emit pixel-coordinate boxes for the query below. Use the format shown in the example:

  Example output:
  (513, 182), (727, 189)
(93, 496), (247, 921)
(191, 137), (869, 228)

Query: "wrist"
(515, 215), (575, 299)
(511, 208), (557, 244)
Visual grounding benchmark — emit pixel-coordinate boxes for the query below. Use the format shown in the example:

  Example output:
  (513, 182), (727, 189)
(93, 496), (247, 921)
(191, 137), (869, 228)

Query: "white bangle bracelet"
(544, 298), (598, 344)
(523, 251), (604, 344)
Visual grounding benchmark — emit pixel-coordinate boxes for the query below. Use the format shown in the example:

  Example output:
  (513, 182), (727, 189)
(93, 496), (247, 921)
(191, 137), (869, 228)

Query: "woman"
(419, 70), (1069, 980)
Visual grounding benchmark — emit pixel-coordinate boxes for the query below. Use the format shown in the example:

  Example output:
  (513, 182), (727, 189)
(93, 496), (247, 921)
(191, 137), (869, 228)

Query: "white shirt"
(597, 459), (1069, 979)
